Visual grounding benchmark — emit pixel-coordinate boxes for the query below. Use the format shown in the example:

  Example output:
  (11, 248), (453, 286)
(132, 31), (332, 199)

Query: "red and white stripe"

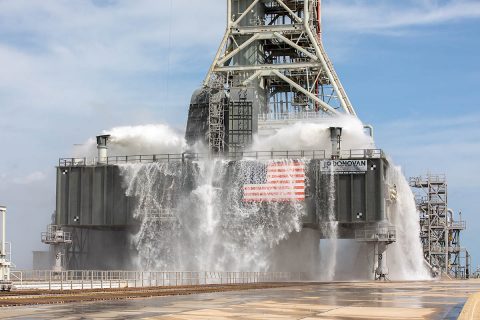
(243, 161), (305, 202)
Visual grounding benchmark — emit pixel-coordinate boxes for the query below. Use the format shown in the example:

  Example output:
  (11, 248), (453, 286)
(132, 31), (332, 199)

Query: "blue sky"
(0, 0), (479, 270)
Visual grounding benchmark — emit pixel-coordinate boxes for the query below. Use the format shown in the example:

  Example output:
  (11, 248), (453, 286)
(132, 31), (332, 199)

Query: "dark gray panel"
(92, 167), (105, 225)
(337, 175), (351, 223)
(351, 174), (366, 222)
(56, 166), (131, 228)
(56, 158), (388, 231)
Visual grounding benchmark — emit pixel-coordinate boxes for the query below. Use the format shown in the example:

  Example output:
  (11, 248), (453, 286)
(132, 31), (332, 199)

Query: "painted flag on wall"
(243, 161), (305, 202)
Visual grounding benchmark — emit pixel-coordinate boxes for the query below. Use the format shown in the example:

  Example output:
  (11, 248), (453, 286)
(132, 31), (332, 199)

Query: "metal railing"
(473, 268), (480, 279)
(41, 225), (72, 244)
(59, 151), (328, 167)
(59, 149), (384, 167)
(339, 149), (383, 159)
(409, 174), (447, 187)
(355, 226), (397, 243)
(229, 150), (327, 160)
(258, 112), (329, 122)
(449, 221), (466, 230)
(10, 270), (306, 291)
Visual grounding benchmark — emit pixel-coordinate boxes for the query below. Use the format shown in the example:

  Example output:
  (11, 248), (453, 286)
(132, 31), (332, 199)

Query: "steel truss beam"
(410, 174), (470, 279)
(204, 0), (356, 117)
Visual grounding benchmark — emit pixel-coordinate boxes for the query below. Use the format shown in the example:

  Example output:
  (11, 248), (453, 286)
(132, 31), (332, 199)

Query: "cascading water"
(119, 159), (308, 272)
(119, 161), (188, 270)
(319, 165), (339, 281)
(84, 115), (431, 280)
(386, 165), (431, 280)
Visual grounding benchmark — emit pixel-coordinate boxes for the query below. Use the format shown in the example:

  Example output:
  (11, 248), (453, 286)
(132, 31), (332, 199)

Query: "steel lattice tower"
(410, 174), (470, 278)
(199, 0), (357, 152)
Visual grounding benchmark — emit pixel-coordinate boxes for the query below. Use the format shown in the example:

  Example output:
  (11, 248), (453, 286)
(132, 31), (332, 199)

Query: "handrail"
(449, 221), (466, 230)
(10, 270), (307, 290)
(258, 112), (329, 121)
(355, 226), (397, 243)
(59, 149), (384, 167)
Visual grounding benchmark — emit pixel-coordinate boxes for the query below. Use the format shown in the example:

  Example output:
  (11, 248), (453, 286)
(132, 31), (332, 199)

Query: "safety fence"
(258, 112), (328, 121)
(10, 270), (306, 291)
(354, 226), (397, 243)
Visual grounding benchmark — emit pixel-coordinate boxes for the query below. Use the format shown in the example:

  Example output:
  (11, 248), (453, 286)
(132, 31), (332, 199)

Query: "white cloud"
(0, 1), (226, 267)
(376, 113), (480, 188)
(377, 113), (480, 267)
(0, 0), (477, 120)
(324, 0), (480, 33)
(12, 171), (47, 185)
(0, 0), (225, 116)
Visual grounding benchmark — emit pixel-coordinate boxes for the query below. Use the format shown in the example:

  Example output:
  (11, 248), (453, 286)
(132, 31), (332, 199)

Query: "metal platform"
(53, 149), (393, 270)
(410, 174), (471, 279)
(58, 149), (384, 167)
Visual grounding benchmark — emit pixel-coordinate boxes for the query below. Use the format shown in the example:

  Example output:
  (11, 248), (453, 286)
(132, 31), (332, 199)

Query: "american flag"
(242, 161), (306, 202)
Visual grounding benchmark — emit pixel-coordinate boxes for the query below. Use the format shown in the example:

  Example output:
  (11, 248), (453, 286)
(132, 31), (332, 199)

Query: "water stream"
(89, 116), (432, 280)
(119, 159), (308, 272)
(319, 165), (339, 281)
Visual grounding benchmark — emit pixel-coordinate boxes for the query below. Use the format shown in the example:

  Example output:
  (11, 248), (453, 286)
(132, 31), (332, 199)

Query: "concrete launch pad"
(1, 280), (479, 319)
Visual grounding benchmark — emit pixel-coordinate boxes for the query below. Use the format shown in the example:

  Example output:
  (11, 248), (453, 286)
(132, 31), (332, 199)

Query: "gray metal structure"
(57, 152), (388, 234)
(55, 164), (135, 270)
(187, 0), (356, 153)
(410, 174), (470, 279)
(41, 225), (72, 272)
(55, 143), (395, 276)
(48, 0), (398, 278)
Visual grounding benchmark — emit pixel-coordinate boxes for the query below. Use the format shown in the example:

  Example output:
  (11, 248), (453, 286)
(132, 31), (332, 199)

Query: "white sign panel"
(320, 159), (368, 174)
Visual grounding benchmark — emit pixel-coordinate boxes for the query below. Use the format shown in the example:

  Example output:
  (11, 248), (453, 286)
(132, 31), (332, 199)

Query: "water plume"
(119, 159), (308, 272)
(319, 166), (339, 281)
(252, 114), (375, 152)
(73, 124), (186, 158)
(85, 116), (431, 281)
(386, 165), (431, 280)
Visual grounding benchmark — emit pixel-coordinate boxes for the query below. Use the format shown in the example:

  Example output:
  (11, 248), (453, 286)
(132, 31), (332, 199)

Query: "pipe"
(329, 127), (342, 159)
(314, 0), (321, 111)
(375, 242), (389, 280)
(227, 0), (232, 27)
(448, 208), (454, 223)
(272, 70), (339, 114)
(96, 135), (111, 164)
(276, 0), (302, 24)
(303, 0), (354, 116)
(218, 33), (261, 65)
(363, 124), (374, 139)
(317, 0), (322, 39)
(304, 0), (310, 28)
(0, 206), (5, 257)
